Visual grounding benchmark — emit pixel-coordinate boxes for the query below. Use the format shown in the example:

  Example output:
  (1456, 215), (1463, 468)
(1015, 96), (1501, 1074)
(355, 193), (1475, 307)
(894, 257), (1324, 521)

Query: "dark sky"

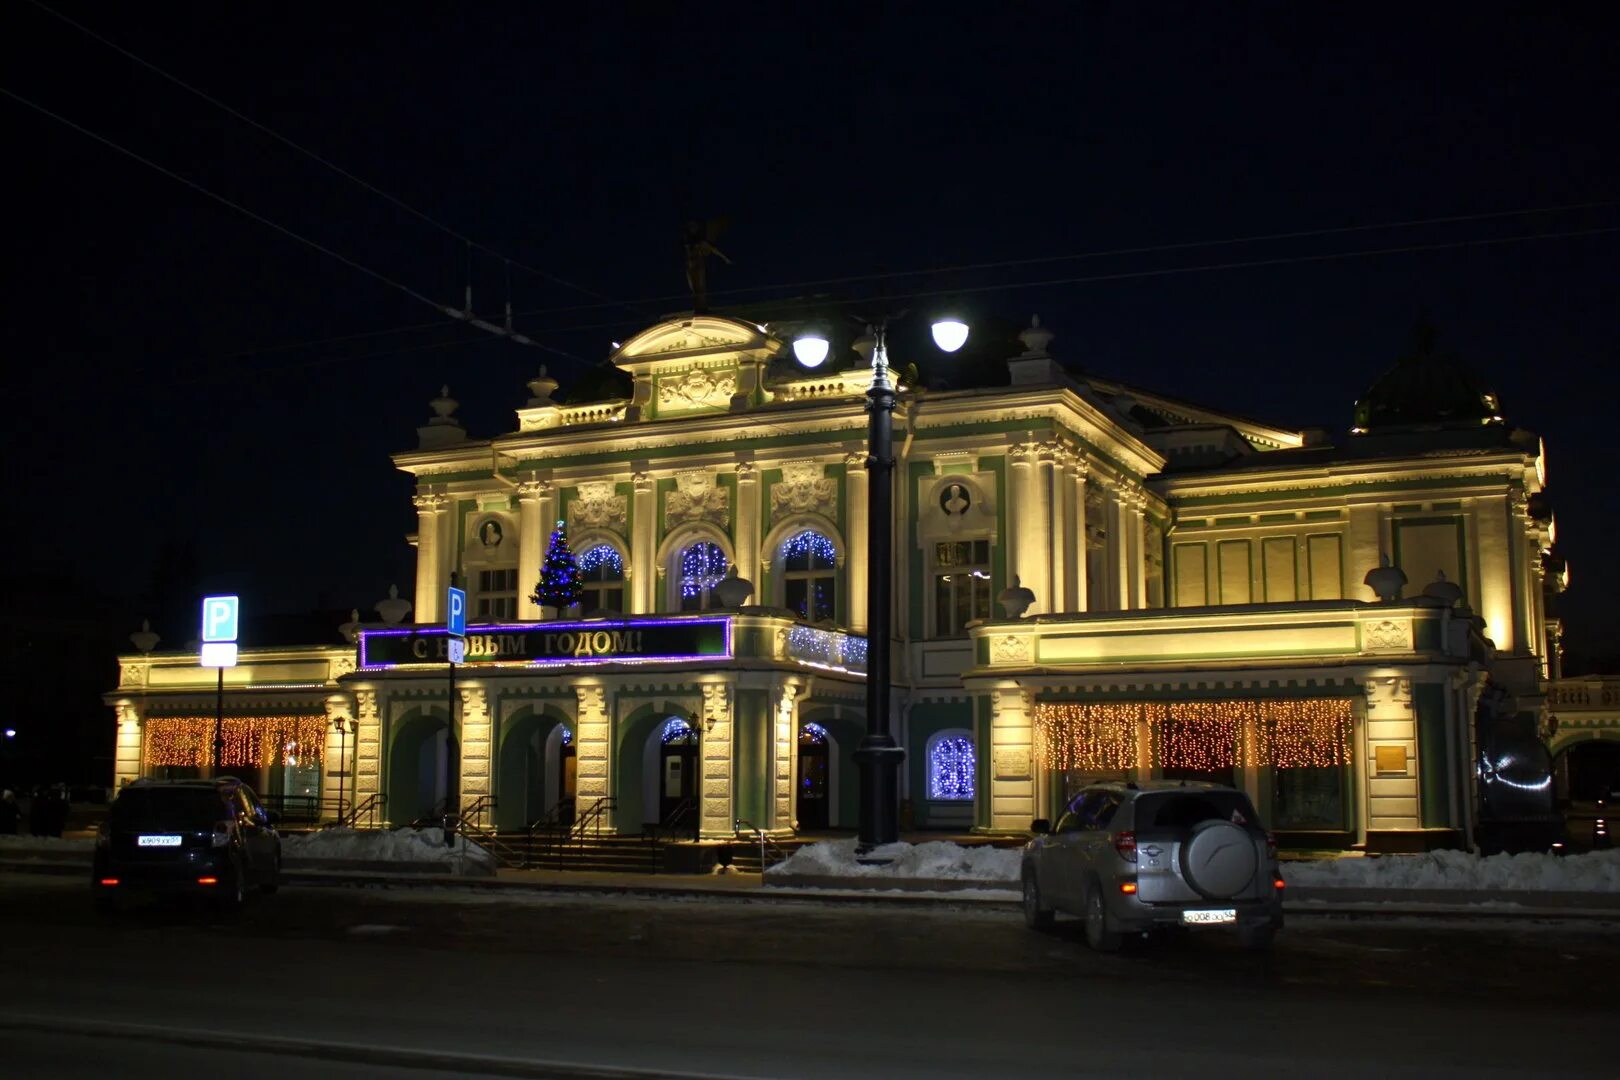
(4, 2), (1617, 661)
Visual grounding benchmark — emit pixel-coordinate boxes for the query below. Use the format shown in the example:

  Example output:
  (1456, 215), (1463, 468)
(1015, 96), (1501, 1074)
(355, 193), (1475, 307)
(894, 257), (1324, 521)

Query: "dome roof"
(1351, 322), (1503, 434)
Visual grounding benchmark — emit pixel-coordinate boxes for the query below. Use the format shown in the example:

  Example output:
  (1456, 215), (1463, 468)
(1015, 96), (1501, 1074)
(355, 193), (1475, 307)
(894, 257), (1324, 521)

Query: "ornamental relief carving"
(1364, 619), (1414, 652)
(770, 461), (836, 522)
(568, 480), (627, 536)
(657, 368), (737, 411)
(666, 471), (729, 527)
(991, 635), (1032, 664)
(328, 655), (357, 681)
(120, 663), (145, 687)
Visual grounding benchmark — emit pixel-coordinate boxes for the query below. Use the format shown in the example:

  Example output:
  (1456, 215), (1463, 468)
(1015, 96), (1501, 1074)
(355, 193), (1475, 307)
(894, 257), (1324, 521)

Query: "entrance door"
(797, 724), (830, 829)
(660, 744), (696, 821)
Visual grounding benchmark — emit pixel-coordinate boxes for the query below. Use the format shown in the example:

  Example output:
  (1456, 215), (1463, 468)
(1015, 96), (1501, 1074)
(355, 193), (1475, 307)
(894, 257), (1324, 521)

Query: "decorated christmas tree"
(531, 520), (582, 613)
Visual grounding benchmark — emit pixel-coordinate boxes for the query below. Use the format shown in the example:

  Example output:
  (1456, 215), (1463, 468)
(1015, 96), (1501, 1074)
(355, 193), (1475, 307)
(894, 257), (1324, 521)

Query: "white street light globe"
(930, 319), (969, 353)
(793, 334), (830, 369)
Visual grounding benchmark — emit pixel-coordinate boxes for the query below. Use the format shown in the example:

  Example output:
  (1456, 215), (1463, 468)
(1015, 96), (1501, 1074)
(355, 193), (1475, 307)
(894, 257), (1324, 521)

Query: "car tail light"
(211, 821), (232, 848)
(1274, 878), (1286, 890)
(197, 876), (219, 885)
(1119, 881), (1138, 895)
(98, 877), (119, 887)
(1113, 831), (1137, 863)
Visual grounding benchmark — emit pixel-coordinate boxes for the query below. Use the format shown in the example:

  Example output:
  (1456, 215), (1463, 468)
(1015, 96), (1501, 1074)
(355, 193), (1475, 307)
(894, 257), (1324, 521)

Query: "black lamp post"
(794, 316), (968, 853)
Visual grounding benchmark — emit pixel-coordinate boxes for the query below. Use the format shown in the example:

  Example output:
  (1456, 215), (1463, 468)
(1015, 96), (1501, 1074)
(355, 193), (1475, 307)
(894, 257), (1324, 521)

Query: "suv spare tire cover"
(1180, 819), (1257, 899)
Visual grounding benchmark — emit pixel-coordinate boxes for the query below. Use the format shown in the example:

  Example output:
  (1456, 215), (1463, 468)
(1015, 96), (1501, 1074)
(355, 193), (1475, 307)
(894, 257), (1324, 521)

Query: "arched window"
(800, 721), (829, 746)
(927, 731), (976, 801)
(781, 530), (837, 622)
(577, 544), (625, 614)
(678, 542), (728, 612)
(661, 716), (696, 745)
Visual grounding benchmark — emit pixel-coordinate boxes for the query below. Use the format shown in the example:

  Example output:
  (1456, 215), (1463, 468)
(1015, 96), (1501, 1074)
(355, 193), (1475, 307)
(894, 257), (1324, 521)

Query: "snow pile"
(1285, 849), (1620, 893)
(767, 839), (1021, 882)
(283, 827), (497, 874)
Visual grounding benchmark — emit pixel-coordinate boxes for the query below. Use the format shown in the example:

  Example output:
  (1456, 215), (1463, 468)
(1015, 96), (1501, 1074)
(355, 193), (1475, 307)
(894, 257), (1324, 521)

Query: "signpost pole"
(444, 584), (467, 848)
(199, 595), (240, 780)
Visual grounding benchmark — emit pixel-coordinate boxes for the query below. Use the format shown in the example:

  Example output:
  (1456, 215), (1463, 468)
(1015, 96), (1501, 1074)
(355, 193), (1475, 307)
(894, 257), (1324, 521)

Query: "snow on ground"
(1284, 848), (1620, 892)
(282, 828), (497, 874)
(767, 839), (1021, 882)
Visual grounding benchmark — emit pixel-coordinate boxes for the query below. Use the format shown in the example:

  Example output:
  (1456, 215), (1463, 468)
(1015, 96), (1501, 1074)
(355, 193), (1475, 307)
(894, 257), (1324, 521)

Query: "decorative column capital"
(1009, 441), (1039, 467)
(843, 450), (867, 470)
(411, 493), (449, 512)
(633, 471), (654, 493)
(515, 478), (552, 500)
(735, 461), (758, 482)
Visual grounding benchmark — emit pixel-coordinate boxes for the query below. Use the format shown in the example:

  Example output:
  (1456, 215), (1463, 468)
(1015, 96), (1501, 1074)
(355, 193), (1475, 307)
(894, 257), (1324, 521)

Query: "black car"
(94, 778), (281, 910)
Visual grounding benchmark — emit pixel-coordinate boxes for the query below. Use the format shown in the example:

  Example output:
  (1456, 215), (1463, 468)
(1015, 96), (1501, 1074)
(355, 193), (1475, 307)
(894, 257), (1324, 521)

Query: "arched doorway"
(387, 710), (451, 826)
(646, 716), (698, 826)
(1561, 740), (1620, 802)
(495, 712), (575, 831)
(797, 722), (833, 829)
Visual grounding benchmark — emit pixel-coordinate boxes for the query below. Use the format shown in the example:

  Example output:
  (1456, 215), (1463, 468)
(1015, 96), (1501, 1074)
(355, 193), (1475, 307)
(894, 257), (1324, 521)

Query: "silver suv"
(1021, 781), (1284, 951)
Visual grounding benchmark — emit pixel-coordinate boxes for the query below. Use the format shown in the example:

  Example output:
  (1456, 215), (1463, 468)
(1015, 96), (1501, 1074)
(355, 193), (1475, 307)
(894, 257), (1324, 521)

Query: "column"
(1509, 493), (1533, 657)
(987, 686), (1035, 832)
(631, 471), (656, 613)
(322, 693), (356, 822)
(843, 451), (869, 633)
(1129, 489), (1148, 608)
(456, 685), (493, 825)
(1071, 459), (1090, 613)
(1045, 443), (1069, 615)
(412, 494), (447, 623)
(1473, 494), (1515, 651)
(699, 681), (736, 840)
(516, 480), (550, 620)
(1008, 441), (1049, 613)
(767, 679), (803, 835)
(1109, 487), (1129, 610)
(113, 702), (145, 791)
(352, 690), (382, 813)
(573, 683), (613, 830)
(1362, 676), (1419, 845)
(735, 462), (761, 598)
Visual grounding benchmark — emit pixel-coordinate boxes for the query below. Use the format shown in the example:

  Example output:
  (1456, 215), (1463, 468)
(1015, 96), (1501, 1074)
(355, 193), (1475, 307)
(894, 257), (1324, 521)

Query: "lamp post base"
(853, 737), (906, 854)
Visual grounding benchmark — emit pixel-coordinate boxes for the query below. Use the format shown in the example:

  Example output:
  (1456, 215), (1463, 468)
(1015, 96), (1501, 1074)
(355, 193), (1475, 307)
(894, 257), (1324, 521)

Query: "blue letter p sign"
(447, 586), (467, 638)
(201, 595), (240, 643)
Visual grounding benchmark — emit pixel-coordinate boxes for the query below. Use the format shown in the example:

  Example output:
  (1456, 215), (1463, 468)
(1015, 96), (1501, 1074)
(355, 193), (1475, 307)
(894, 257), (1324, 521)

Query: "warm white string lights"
(1033, 698), (1354, 772)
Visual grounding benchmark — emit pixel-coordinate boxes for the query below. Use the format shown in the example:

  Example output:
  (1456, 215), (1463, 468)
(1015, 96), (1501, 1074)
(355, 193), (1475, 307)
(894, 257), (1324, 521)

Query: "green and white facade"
(107, 314), (1567, 851)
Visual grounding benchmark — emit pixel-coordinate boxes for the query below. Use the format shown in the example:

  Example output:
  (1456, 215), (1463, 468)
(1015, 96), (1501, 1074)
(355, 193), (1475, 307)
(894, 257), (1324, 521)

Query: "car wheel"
(1084, 885), (1123, 953)
(1239, 923), (1276, 951)
(259, 855), (281, 895)
(1022, 871), (1055, 931)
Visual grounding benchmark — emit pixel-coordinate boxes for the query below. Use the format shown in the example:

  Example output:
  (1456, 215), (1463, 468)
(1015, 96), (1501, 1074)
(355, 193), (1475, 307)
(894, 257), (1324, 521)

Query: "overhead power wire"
(24, 0), (637, 316)
(501, 199), (1620, 317)
(0, 85), (582, 361)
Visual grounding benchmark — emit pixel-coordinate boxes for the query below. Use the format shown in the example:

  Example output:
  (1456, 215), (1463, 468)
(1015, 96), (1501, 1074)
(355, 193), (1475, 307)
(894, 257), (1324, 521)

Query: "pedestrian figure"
(27, 786), (47, 836)
(0, 790), (19, 834)
(46, 783), (69, 838)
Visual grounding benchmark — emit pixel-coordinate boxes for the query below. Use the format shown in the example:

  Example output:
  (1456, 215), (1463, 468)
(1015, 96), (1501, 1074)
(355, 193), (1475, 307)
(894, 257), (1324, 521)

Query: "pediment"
(612, 315), (779, 373)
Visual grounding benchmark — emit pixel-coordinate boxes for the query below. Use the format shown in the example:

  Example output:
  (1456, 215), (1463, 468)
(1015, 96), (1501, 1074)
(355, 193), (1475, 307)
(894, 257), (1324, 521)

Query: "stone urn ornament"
(130, 619), (161, 653)
(1363, 554), (1407, 602)
(1421, 569), (1464, 608)
(712, 566), (755, 609)
(375, 584), (413, 626)
(338, 608), (362, 644)
(998, 574), (1036, 618)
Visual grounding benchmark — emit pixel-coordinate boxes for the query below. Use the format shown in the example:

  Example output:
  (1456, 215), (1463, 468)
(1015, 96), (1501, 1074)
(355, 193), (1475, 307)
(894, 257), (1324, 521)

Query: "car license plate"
(1182, 908), (1236, 925)
(137, 835), (182, 847)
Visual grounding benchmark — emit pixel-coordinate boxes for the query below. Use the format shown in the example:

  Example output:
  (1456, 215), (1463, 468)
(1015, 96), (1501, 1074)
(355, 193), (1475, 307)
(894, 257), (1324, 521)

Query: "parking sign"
(446, 586), (466, 638)
(201, 595), (239, 643)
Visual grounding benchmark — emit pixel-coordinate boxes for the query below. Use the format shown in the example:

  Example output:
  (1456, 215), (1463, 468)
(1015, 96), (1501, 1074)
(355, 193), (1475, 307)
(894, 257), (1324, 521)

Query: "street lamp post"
(794, 316), (968, 853)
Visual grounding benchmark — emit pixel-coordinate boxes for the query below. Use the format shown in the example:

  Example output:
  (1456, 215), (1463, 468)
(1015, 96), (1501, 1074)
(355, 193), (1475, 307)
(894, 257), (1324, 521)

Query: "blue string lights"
(781, 530), (837, 568)
(928, 735), (976, 800)
(679, 542), (728, 600)
(800, 721), (829, 745)
(578, 544), (623, 576)
(661, 716), (695, 744)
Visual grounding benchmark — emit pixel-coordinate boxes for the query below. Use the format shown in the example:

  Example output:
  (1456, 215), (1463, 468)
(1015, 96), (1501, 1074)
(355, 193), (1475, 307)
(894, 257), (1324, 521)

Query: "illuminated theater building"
(106, 314), (1566, 852)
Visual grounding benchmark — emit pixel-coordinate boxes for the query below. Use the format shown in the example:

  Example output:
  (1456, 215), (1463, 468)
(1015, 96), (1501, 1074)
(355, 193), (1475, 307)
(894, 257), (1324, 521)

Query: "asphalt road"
(0, 872), (1614, 1078)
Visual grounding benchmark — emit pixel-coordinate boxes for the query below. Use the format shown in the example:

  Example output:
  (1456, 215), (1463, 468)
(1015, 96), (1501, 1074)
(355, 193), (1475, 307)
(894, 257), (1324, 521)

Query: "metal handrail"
(734, 818), (791, 871)
(521, 797), (576, 868)
(338, 792), (387, 830)
(540, 796), (616, 870)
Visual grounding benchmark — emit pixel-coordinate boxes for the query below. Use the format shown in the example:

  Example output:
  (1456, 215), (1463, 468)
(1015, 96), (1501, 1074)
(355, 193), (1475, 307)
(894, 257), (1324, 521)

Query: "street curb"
(6, 858), (1618, 921)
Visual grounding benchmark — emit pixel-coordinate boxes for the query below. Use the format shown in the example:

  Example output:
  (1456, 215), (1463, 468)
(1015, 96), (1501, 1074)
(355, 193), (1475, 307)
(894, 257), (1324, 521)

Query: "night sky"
(5, 2), (1617, 667)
